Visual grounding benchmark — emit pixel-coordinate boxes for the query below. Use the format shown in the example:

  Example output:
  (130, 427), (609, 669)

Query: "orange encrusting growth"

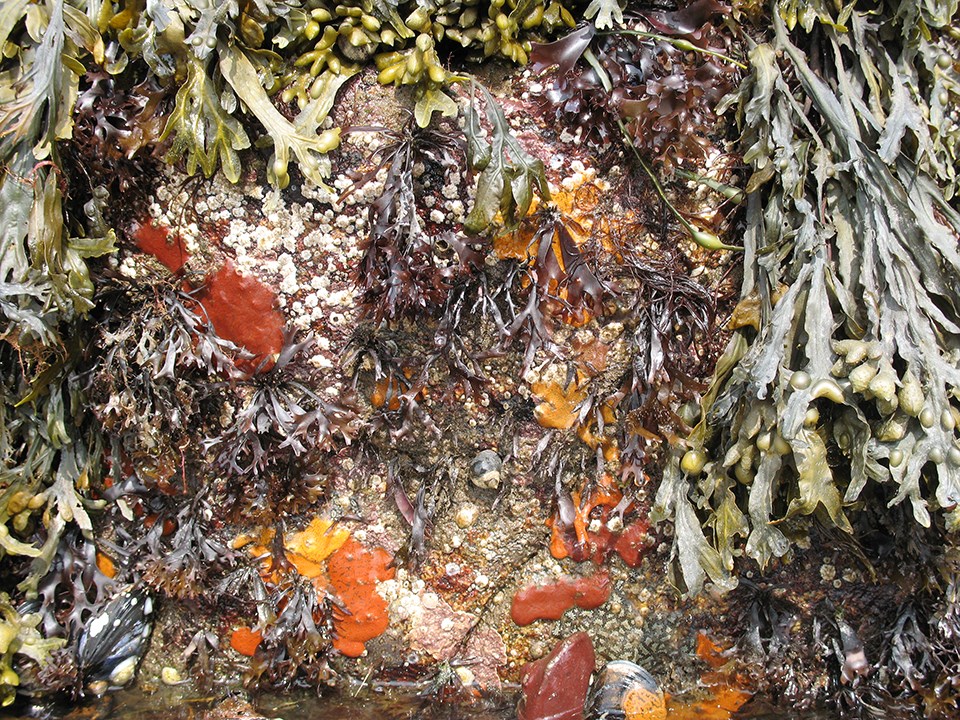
(96, 551), (117, 578)
(327, 538), (396, 657)
(491, 178), (602, 262)
(285, 517), (351, 566)
(576, 401), (619, 462)
(236, 518), (395, 658)
(612, 519), (651, 568)
(623, 685), (667, 720)
(194, 261), (285, 373)
(230, 626), (263, 657)
(134, 222), (190, 274)
(665, 687), (753, 720)
(530, 367), (617, 462)
(661, 632), (752, 719)
(531, 377), (587, 430)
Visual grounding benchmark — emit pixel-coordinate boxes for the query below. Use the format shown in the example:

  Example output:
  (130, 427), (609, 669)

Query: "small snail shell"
(470, 450), (502, 489)
(586, 660), (666, 720)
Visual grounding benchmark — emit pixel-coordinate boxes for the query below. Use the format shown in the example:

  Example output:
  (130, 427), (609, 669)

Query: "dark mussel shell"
(76, 587), (154, 688)
(585, 660), (666, 720)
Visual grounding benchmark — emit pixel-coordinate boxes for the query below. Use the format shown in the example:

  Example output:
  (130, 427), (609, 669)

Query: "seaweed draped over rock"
(3, 0), (960, 710)
(652, 0), (960, 594)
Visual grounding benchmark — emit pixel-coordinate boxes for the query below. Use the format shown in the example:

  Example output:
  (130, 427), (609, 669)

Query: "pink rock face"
(517, 632), (596, 720)
(407, 593), (507, 691)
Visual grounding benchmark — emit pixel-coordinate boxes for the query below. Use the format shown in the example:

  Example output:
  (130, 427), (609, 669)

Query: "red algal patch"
(133, 223), (190, 274)
(548, 475), (651, 568)
(132, 222), (285, 372)
(612, 518), (651, 568)
(326, 537), (396, 657)
(510, 571), (611, 626)
(194, 261), (284, 371)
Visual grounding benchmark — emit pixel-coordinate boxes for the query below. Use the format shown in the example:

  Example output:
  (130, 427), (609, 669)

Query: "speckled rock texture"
(108, 66), (743, 703)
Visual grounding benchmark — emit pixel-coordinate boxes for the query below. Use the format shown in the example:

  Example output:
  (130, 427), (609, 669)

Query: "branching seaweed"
(345, 118), (473, 324)
(135, 488), (235, 600)
(531, 4), (739, 171)
(246, 574), (336, 690)
(589, 236), (716, 484)
(207, 331), (358, 477)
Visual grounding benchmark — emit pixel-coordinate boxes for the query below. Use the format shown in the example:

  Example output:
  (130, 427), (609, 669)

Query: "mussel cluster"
(76, 587), (154, 694)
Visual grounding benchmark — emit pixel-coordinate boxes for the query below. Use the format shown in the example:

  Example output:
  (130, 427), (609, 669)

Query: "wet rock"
(517, 631), (596, 720)
(585, 660), (666, 720)
(470, 450), (502, 490)
(201, 696), (270, 720)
